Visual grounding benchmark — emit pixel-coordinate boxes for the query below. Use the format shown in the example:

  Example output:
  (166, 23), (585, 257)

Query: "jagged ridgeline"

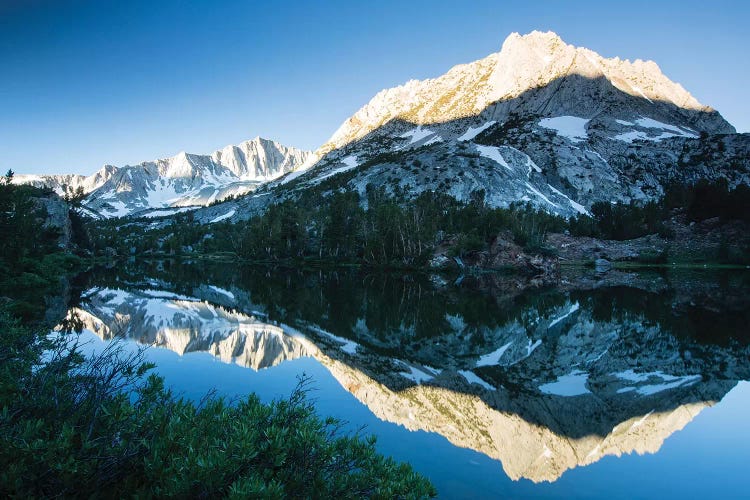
(14, 138), (314, 218)
(195, 30), (747, 224)
(14, 31), (750, 223)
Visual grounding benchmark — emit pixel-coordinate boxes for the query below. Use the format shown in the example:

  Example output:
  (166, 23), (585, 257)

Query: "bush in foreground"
(0, 311), (435, 497)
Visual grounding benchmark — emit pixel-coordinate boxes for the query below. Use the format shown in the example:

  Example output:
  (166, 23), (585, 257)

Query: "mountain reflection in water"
(62, 262), (750, 483)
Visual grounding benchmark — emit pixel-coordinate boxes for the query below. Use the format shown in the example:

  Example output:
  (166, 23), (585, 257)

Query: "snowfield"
(539, 116), (590, 143)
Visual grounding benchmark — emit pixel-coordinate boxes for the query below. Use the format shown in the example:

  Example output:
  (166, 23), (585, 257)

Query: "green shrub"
(0, 310), (435, 498)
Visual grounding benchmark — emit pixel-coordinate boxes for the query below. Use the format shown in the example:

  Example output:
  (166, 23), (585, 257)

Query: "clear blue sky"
(2, 0), (748, 175)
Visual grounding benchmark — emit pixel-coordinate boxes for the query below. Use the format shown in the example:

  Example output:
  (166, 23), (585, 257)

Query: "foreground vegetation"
(0, 175), (83, 319)
(0, 179), (435, 497)
(0, 312), (434, 497)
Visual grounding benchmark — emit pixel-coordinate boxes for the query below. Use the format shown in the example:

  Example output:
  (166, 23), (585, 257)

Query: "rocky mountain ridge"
(15, 137), (312, 218)
(14, 165), (118, 199)
(14, 30), (749, 222)
(192, 30), (748, 223)
(320, 31), (731, 153)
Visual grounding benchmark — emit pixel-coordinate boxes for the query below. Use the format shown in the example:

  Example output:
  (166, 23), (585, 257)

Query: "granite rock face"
(193, 31), (748, 223)
(32, 192), (72, 249)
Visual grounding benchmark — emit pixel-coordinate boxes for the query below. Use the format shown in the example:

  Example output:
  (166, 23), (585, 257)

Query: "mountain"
(68, 288), (311, 370)
(13, 165), (118, 198)
(194, 30), (748, 222)
(14, 31), (749, 223)
(16, 137), (312, 218)
(319, 30), (732, 152)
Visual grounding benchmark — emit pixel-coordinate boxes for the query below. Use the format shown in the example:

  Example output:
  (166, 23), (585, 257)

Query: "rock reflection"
(63, 268), (750, 482)
(67, 288), (311, 370)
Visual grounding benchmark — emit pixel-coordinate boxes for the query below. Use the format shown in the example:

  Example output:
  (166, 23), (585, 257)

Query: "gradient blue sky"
(2, 0), (748, 175)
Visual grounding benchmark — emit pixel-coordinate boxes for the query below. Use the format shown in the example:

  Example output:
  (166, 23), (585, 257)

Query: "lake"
(60, 260), (750, 498)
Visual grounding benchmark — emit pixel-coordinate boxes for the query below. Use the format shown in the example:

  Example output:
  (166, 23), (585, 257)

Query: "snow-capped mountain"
(13, 164), (118, 197)
(86, 137), (312, 218)
(15, 31), (750, 222)
(16, 137), (312, 218)
(319, 31), (731, 153)
(195, 30), (748, 222)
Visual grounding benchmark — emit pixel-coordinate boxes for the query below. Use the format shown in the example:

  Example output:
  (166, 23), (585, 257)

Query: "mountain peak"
(321, 30), (729, 152)
(237, 136), (270, 148)
(502, 30), (565, 49)
(288, 30), (745, 222)
(489, 31), (706, 113)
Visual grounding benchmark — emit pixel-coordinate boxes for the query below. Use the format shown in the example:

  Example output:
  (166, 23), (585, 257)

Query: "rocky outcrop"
(32, 191), (72, 249)
(548, 214), (750, 264)
(547, 232), (668, 262)
(430, 231), (559, 282)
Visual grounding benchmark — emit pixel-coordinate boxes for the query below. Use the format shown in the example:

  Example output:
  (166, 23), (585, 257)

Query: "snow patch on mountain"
(539, 370), (591, 396)
(459, 370), (496, 391)
(313, 155), (360, 183)
(458, 121), (497, 141)
(525, 182), (558, 208)
(141, 207), (197, 219)
(210, 210), (236, 223)
(614, 370), (703, 395)
(612, 116), (700, 143)
(549, 303), (580, 328)
(539, 116), (590, 143)
(400, 126), (439, 145)
(475, 145), (512, 171)
(476, 342), (514, 367)
(399, 364), (437, 384)
(548, 186), (589, 216)
(208, 285), (235, 300)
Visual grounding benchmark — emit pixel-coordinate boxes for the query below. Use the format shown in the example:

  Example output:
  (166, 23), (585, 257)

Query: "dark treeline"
(570, 179), (750, 241)
(0, 173), (82, 319)
(89, 186), (567, 265)
(233, 187), (567, 264)
(0, 177), (65, 272)
(87, 179), (750, 266)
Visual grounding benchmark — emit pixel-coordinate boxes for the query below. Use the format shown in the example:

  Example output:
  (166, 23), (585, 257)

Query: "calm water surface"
(63, 261), (750, 498)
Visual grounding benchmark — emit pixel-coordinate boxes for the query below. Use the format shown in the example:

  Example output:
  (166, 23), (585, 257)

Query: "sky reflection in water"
(66, 263), (750, 498)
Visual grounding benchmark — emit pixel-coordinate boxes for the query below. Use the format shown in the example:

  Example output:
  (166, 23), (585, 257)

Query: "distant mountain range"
(16, 30), (750, 219)
(15, 137), (312, 218)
